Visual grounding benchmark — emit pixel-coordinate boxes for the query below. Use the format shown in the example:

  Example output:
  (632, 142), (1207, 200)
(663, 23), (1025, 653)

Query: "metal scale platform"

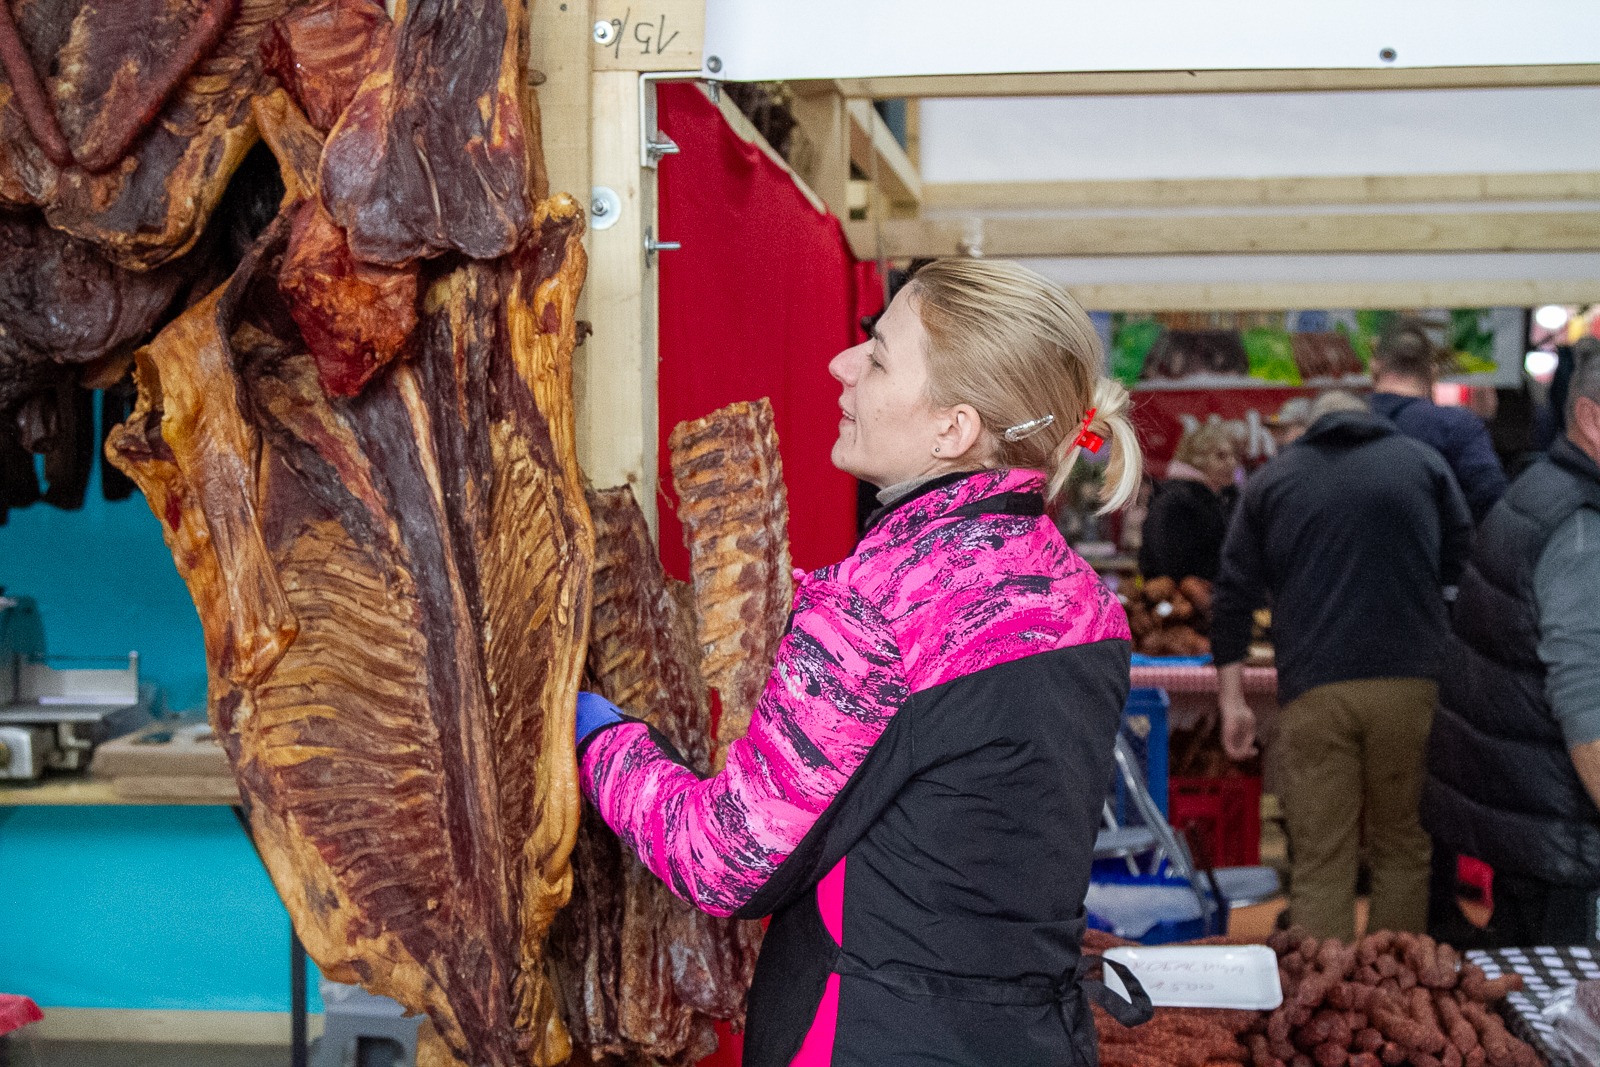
(0, 594), (154, 780)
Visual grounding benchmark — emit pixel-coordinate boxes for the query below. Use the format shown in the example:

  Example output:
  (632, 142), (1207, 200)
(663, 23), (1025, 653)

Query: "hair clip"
(1002, 414), (1055, 442)
(1073, 408), (1104, 453)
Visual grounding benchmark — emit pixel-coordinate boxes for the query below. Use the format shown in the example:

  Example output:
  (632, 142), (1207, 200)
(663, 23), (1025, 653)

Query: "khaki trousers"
(1279, 677), (1436, 940)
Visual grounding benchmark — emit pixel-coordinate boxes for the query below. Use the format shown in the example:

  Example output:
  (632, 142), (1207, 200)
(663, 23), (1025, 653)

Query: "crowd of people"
(1142, 324), (1600, 948)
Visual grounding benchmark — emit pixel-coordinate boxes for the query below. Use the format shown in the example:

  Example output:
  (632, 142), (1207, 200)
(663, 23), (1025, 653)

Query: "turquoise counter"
(0, 412), (320, 1015)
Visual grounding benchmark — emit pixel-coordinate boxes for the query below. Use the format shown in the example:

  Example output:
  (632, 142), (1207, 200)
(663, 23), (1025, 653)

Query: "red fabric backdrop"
(656, 82), (882, 581)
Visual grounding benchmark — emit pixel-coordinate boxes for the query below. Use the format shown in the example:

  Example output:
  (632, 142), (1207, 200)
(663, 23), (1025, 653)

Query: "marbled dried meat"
(319, 0), (532, 265)
(106, 194), (593, 1067)
(0, 0), (294, 268)
(550, 486), (759, 1065)
(260, 0), (391, 133)
(667, 398), (795, 768)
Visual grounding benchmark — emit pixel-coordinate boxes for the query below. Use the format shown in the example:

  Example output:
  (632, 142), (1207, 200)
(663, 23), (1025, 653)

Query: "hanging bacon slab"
(108, 183), (593, 1064)
(667, 399), (795, 768)
(0, 209), (189, 416)
(260, 0), (392, 133)
(319, 0), (533, 265)
(550, 486), (760, 1065)
(0, 0), (292, 269)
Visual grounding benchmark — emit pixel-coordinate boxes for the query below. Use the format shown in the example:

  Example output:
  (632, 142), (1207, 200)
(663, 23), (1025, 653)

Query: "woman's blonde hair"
(906, 259), (1143, 514)
(1172, 421), (1238, 468)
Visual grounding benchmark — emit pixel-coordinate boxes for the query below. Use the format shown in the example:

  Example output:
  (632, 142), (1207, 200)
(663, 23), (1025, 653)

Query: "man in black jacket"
(1369, 319), (1507, 523)
(1422, 343), (1600, 946)
(1214, 391), (1472, 940)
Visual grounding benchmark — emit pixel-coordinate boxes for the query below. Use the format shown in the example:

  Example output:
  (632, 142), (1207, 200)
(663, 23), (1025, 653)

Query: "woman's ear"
(932, 404), (992, 463)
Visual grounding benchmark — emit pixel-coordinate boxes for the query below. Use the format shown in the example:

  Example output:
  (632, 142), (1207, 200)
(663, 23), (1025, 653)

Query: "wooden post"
(529, 0), (594, 207)
(579, 70), (661, 534)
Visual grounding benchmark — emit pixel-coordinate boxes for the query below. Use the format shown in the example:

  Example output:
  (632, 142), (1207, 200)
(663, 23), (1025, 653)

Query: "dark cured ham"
(550, 486), (760, 1065)
(106, 193), (593, 1067)
(319, 0), (532, 265)
(667, 399), (795, 768)
(0, 0), (296, 269)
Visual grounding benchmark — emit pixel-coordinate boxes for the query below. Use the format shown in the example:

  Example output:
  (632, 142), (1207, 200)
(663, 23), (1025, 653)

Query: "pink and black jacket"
(580, 468), (1143, 1066)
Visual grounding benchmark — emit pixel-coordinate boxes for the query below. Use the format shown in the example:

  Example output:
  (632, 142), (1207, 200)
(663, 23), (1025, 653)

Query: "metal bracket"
(639, 71), (701, 169)
(644, 226), (680, 267)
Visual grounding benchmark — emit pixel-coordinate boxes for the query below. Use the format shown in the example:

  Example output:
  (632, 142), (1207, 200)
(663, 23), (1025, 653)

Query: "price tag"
(1104, 944), (1284, 1010)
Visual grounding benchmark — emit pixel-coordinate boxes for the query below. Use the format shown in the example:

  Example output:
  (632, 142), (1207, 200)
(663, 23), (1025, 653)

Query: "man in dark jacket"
(1422, 345), (1600, 946)
(1214, 391), (1472, 940)
(1369, 318), (1507, 522)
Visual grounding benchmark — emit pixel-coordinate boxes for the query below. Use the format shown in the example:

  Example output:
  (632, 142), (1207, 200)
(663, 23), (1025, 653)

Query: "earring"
(932, 446), (941, 455)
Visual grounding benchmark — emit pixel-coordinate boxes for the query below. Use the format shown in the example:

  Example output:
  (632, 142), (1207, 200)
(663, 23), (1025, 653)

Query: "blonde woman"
(574, 260), (1151, 1065)
(1138, 421), (1240, 582)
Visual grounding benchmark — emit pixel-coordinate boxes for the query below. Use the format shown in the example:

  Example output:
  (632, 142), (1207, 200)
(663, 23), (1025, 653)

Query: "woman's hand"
(1216, 662), (1258, 761)
(575, 691), (623, 745)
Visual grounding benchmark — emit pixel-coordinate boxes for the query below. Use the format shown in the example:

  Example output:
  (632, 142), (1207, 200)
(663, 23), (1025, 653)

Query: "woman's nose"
(829, 344), (864, 385)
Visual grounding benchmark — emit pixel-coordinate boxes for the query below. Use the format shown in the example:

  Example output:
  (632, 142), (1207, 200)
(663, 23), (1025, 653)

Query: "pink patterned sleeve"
(580, 577), (909, 917)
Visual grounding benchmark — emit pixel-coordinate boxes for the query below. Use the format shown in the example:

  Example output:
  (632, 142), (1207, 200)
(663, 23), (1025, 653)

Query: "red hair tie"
(1074, 408), (1104, 453)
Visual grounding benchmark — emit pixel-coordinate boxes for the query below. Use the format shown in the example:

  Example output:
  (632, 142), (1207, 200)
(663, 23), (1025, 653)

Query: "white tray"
(1103, 944), (1284, 1010)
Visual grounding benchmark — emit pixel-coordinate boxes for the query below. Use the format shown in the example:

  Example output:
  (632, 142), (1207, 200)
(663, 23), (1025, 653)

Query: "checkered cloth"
(1128, 664), (1277, 695)
(1466, 945), (1600, 1067)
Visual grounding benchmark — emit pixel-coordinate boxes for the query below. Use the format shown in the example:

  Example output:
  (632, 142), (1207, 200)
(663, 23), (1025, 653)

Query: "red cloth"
(656, 82), (882, 581)
(0, 994), (42, 1035)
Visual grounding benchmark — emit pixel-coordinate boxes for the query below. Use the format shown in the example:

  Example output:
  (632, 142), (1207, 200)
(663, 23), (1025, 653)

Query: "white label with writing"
(1103, 944), (1283, 1011)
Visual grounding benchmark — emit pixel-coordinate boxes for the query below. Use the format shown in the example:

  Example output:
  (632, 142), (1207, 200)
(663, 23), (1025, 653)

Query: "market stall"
(1, 0), (1598, 1064)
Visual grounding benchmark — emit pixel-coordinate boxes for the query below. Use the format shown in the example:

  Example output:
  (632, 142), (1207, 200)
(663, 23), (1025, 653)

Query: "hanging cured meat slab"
(0, 0), (298, 270)
(107, 190), (593, 1065)
(667, 399), (795, 768)
(550, 486), (760, 1065)
(318, 0), (533, 266)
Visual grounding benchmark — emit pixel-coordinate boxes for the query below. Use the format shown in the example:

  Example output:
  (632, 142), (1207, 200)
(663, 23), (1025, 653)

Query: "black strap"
(832, 950), (1153, 1030)
(944, 490), (1046, 522)
(1076, 954), (1155, 1028)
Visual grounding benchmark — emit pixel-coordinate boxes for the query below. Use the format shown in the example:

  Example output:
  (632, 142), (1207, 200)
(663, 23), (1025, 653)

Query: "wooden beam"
(844, 99), (922, 207)
(1063, 279), (1600, 313)
(788, 88), (851, 218)
(579, 71), (660, 533)
(27, 1009), (325, 1044)
(591, 0), (703, 71)
(924, 172), (1600, 212)
(528, 0), (594, 205)
(818, 64), (1600, 99)
(843, 210), (1600, 259)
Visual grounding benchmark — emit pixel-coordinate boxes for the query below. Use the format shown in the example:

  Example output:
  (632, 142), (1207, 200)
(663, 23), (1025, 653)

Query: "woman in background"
(1138, 421), (1240, 582)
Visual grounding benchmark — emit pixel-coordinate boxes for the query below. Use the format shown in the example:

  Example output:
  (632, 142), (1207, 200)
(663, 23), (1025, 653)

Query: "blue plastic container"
(1115, 687), (1169, 819)
(1086, 858), (1226, 944)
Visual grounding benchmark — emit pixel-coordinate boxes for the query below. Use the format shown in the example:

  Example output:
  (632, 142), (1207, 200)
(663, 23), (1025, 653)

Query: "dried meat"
(0, 0), (294, 269)
(550, 486), (758, 1065)
(0, 209), (189, 417)
(106, 192), (593, 1067)
(319, 0), (532, 265)
(260, 0), (392, 133)
(667, 399), (795, 768)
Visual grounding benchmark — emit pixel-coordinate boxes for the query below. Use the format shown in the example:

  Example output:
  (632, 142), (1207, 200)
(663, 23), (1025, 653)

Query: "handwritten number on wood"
(603, 7), (681, 57)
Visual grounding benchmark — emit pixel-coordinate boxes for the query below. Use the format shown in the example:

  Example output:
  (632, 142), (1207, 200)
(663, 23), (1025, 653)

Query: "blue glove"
(575, 691), (624, 745)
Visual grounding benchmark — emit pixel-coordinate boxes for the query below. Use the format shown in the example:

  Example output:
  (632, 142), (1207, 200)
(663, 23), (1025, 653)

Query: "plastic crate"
(1114, 687), (1169, 820)
(1169, 775), (1262, 867)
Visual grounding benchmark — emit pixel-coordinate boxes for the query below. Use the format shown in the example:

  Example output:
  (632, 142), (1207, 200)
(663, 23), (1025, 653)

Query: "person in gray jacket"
(1423, 338), (1600, 946)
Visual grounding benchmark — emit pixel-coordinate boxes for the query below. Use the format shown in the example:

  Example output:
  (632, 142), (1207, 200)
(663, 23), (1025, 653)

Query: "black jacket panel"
(1424, 438), (1600, 886)
(1138, 477), (1232, 581)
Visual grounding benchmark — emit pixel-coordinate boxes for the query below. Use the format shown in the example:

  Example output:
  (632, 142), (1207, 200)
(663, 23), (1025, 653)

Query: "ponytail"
(1045, 376), (1142, 515)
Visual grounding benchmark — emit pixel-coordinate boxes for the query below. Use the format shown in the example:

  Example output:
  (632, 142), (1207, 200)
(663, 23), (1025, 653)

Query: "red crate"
(1169, 775), (1262, 867)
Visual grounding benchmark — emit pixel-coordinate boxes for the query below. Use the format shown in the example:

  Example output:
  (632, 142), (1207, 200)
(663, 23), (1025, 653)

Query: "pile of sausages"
(1245, 928), (1540, 1067)
(1088, 929), (1543, 1067)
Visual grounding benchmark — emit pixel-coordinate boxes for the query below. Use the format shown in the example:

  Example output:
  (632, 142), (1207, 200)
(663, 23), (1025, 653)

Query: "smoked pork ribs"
(668, 399), (796, 769)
